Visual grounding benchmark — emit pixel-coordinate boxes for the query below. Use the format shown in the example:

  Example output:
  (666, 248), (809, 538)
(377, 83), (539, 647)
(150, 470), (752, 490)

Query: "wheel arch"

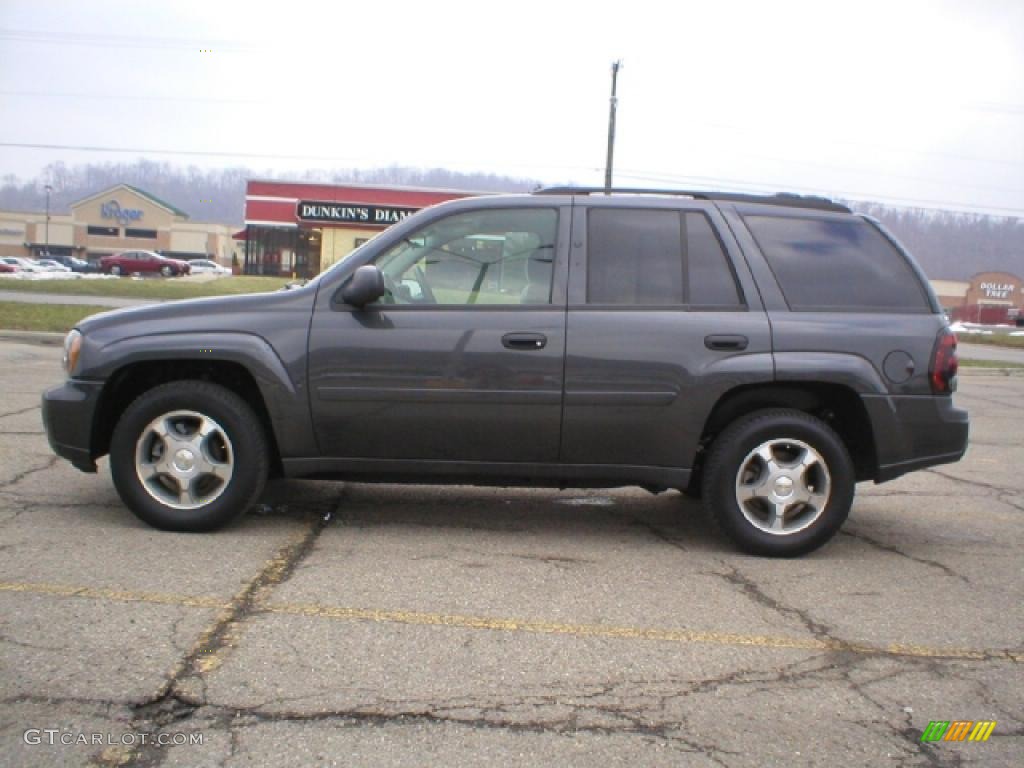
(698, 382), (878, 482)
(92, 359), (284, 476)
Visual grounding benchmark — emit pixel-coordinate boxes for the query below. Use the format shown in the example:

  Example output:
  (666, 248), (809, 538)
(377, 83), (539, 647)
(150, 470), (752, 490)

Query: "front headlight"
(63, 329), (82, 375)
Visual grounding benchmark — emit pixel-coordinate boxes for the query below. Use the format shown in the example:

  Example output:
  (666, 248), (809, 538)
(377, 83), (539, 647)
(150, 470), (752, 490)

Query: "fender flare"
(84, 331), (314, 457)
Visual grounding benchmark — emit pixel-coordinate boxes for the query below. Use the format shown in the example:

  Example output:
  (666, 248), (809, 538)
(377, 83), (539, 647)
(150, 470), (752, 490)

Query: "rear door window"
(588, 209), (682, 305)
(586, 209), (743, 307)
(743, 215), (931, 312)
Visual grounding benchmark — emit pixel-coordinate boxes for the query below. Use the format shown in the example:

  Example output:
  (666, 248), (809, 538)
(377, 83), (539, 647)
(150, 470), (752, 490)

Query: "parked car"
(42, 188), (969, 557)
(187, 258), (232, 276)
(100, 250), (191, 277)
(0, 263), (18, 274)
(46, 254), (99, 273)
(0, 256), (43, 273)
(33, 259), (73, 273)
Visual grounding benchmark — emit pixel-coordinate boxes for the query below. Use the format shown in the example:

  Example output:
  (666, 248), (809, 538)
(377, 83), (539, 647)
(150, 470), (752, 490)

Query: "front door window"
(372, 208), (558, 306)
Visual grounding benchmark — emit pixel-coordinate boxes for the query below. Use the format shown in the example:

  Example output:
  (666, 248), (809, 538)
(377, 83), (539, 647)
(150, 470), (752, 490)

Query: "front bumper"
(41, 378), (104, 473)
(864, 394), (970, 483)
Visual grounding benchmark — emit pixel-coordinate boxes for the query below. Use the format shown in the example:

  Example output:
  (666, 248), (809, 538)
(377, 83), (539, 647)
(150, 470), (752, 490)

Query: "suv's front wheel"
(110, 381), (269, 531)
(702, 409), (854, 557)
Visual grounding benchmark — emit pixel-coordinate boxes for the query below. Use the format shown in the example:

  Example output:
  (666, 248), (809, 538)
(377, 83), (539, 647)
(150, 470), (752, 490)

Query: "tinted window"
(588, 209), (682, 304)
(744, 215), (930, 311)
(685, 213), (742, 307)
(587, 209), (743, 307)
(373, 208), (558, 306)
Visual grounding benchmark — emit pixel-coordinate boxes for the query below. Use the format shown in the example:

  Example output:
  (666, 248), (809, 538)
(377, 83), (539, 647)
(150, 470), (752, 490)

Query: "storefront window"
(245, 226), (296, 277)
(244, 226), (323, 278)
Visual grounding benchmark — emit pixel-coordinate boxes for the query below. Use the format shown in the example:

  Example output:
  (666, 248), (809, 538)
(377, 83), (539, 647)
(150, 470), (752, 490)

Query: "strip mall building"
(932, 272), (1023, 324)
(0, 184), (238, 264)
(241, 180), (469, 278)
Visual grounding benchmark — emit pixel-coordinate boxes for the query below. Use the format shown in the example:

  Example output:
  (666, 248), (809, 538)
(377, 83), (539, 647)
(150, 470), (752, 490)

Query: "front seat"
(520, 249), (553, 304)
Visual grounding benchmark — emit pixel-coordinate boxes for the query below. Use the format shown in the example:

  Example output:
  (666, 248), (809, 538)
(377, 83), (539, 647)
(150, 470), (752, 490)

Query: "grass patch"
(959, 358), (1024, 369)
(0, 302), (117, 333)
(955, 332), (1024, 349)
(0, 276), (290, 301)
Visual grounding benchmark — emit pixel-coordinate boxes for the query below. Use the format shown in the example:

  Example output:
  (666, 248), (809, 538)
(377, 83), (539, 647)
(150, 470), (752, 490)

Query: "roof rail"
(533, 186), (851, 213)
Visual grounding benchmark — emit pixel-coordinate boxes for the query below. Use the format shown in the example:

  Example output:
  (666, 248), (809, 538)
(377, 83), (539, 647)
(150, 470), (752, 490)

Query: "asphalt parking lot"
(0, 339), (1021, 767)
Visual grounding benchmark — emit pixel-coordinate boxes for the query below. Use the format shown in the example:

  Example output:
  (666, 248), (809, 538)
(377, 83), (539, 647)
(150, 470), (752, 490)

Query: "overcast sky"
(1, 0), (1022, 216)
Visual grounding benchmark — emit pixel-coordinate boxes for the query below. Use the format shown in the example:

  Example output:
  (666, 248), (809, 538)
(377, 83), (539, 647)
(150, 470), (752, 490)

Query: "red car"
(0, 263), (19, 273)
(100, 250), (191, 277)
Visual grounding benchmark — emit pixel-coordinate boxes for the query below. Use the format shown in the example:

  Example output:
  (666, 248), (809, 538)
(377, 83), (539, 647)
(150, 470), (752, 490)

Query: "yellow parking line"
(0, 579), (1017, 663)
(262, 602), (1013, 661)
(0, 580), (228, 609)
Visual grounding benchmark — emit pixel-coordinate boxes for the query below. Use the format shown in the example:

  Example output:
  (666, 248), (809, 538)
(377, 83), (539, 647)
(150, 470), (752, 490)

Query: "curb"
(0, 330), (65, 346)
(958, 367), (1024, 377)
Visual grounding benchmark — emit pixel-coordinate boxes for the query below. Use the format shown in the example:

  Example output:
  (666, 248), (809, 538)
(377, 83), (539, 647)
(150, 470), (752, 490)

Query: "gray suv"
(42, 188), (968, 556)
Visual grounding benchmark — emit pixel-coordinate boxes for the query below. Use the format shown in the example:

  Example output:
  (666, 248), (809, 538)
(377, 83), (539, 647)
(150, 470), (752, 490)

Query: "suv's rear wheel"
(702, 409), (854, 557)
(110, 381), (268, 531)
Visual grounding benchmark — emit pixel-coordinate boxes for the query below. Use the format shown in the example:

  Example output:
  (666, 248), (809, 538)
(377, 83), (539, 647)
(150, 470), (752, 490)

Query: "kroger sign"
(100, 200), (144, 224)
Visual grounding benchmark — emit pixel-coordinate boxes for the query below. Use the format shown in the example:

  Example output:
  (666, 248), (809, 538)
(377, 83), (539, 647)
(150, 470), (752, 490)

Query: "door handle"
(704, 334), (749, 351)
(502, 332), (547, 350)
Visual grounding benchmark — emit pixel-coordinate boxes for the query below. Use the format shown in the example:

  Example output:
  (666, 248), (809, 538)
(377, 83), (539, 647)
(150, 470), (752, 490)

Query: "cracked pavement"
(0, 340), (1021, 767)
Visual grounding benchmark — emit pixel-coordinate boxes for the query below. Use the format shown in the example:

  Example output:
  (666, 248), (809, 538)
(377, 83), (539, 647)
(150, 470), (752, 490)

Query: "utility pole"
(44, 184), (52, 257)
(604, 60), (622, 194)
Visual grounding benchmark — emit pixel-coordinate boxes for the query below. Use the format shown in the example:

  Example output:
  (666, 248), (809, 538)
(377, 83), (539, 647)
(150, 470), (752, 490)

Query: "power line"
(2, 141), (1021, 218)
(0, 28), (259, 52)
(6, 86), (1019, 179)
(682, 118), (1024, 170)
(642, 145), (1024, 196)
(0, 141), (366, 164)
(0, 90), (262, 105)
(613, 170), (1024, 218)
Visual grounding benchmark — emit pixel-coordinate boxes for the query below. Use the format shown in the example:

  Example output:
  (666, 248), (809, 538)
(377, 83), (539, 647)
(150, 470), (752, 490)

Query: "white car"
(187, 259), (232, 275)
(33, 259), (72, 273)
(0, 257), (43, 273)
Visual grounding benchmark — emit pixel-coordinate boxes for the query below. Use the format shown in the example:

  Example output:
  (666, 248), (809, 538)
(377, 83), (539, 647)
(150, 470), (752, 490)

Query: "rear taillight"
(930, 328), (958, 394)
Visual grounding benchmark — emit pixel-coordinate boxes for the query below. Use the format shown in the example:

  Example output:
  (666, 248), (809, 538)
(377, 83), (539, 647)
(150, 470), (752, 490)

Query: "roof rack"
(533, 186), (851, 213)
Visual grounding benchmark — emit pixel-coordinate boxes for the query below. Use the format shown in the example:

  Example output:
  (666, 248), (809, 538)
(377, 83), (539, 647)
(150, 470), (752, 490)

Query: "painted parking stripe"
(0, 580), (229, 608)
(0, 580), (1018, 663)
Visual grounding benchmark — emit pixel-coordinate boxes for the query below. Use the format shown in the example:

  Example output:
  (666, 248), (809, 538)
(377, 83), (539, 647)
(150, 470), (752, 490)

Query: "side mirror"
(341, 265), (386, 307)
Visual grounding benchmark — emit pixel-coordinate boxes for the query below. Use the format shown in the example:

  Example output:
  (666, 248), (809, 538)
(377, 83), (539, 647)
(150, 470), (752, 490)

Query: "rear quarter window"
(743, 215), (931, 312)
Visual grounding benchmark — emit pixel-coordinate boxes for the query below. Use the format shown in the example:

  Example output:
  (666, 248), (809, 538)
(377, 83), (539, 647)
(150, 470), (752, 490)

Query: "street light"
(44, 184), (53, 258)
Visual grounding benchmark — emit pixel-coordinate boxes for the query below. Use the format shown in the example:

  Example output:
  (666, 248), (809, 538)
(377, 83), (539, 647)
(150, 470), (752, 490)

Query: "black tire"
(681, 476), (702, 500)
(110, 265), (122, 276)
(109, 381), (269, 531)
(702, 408), (854, 557)
(160, 265), (173, 277)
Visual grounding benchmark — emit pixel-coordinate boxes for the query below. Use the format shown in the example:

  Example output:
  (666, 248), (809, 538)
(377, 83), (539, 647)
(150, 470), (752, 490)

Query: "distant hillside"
(0, 160), (540, 227)
(850, 202), (1023, 280)
(2, 161), (1019, 280)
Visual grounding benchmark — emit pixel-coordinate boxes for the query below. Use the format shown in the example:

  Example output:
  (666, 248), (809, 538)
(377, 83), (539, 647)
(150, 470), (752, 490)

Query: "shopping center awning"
(231, 228), (248, 240)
